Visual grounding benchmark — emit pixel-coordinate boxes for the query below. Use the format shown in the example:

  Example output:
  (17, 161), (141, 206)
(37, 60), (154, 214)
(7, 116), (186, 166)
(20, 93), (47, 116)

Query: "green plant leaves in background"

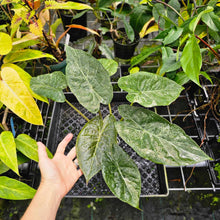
(15, 134), (53, 162)
(3, 49), (56, 64)
(0, 176), (36, 200)
(0, 32), (12, 55)
(130, 45), (161, 67)
(66, 46), (113, 113)
(30, 71), (67, 102)
(102, 144), (141, 209)
(163, 27), (183, 45)
(180, 35), (202, 86)
(0, 66), (43, 125)
(202, 11), (220, 32)
(118, 72), (184, 107)
(0, 131), (19, 175)
(115, 105), (211, 166)
(98, 58), (118, 76)
(76, 115), (117, 182)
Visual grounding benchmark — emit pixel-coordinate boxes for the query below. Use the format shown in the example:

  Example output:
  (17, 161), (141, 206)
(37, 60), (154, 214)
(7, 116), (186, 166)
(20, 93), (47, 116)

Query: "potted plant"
(30, 45), (212, 208)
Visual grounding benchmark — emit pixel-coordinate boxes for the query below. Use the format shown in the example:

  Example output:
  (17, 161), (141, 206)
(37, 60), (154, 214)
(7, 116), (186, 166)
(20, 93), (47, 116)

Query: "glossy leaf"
(0, 67), (43, 125)
(180, 35), (202, 86)
(15, 134), (53, 162)
(118, 72), (184, 107)
(30, 71), (67, 102)
(0, 131), (19, 175)
(102, 144), (141, 209)
(163, 27), (183, 45)
(0, 32), (12, 55)
(98, 58), (118, 76)
(130, 46), (161, 67)
(66, 46), (113, 113)
(115, 105), (212, 166)
(2, 63), (48, 103)
(3, 49), (56, 64)
(0, 176), (36, 200)
(44, 1), (92, 10)
(76, 115), (117, 182)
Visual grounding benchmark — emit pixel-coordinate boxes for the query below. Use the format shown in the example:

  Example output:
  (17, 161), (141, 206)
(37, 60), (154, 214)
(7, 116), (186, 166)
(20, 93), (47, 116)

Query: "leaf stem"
(154, 0), (185, 22)
(98, 110), (103, 119)
(65, 99), (90, 122)
(195, 34), (220, 60)
(108, 104), (112, 114)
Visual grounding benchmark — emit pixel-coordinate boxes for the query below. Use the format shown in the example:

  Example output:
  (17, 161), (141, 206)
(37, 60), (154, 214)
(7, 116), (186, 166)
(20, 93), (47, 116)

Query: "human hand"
(37, 133), (83, 199)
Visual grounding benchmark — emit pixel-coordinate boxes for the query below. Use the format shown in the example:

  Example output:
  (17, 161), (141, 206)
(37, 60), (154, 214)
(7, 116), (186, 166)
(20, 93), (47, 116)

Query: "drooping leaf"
(0, 67), (43, 125)
(189, 6), (213, 33)
(0, 176), (36, 200)
(98, 58), (118, 76)
(163, 27), (183, 45)
(76, 115), (117, 182)
(66, 46), (113, 113)
(123, 17), (135, 42)
(3, 49), (56, 64)
(130, 45), (161, 67)
(118, 72), (184, 107)
(202, 12), (220, 32)
(0, 32), (12, 55)
(99, 44), (114, 59)
(180, 35), (202, 86)
(102, 144), (141, 209)
(115, 105), (212, 166)
(0, 131), (19, 175)
(30, 71), (67, 102)
(15, 134), (53, 162)
(44, 0), (92, 10)
(2, 63), (48, 103)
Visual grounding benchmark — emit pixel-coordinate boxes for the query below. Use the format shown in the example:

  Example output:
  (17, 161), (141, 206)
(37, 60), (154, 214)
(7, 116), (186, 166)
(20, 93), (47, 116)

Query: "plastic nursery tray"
(47, 92), (169, 198)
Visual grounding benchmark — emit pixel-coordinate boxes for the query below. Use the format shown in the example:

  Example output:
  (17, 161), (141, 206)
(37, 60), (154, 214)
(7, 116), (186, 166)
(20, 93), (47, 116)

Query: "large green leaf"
(130, 45), (161, 67)
(180, 35), (202, 86)
(0, 176), (36, 200)
(3, 49), (56, 64)
(163, 27), (183, 45)
(0, 131), (19, 175)
(102, 144), (141, 209)
(30, 71), (67, 103)
(15, 134), (53, 162)
(0, 66), (43, 125)
(2, 63), (48, 103)
(115, 105), (211, 166)
(118, 72), (184, 107)
(66, 46), (113, 113)
(76, 115), (117, 182)
(98, 58), (118, 76)
(0, 32), (12, 55)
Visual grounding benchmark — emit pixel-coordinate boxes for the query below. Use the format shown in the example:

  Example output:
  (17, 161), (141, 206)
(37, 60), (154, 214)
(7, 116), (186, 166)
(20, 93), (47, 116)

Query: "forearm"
(21, 183), (63, 220)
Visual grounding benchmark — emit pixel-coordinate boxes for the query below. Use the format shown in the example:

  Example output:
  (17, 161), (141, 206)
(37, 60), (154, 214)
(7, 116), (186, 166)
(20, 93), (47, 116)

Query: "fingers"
(56, 133), (73, 154)
(37, 142), (48, 161)
(67, 146), (76, 159)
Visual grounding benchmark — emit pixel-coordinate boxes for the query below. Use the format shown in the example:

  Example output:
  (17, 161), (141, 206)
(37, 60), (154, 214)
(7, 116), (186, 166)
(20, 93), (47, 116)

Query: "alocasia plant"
(30, 46), (212, 208)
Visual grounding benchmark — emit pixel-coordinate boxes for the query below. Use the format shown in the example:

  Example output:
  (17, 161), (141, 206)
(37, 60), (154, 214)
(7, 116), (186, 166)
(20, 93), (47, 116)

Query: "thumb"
(37, 142), (48, 162)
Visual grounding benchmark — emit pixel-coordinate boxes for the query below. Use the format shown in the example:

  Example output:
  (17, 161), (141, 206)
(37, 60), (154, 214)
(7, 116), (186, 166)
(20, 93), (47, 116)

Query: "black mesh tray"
(47, 92), (169, 197)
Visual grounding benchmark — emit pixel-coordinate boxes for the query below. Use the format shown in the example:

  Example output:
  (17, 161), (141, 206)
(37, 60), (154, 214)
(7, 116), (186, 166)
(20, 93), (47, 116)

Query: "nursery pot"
(112, 28), (139, 60)
(59, 1), (87, 42)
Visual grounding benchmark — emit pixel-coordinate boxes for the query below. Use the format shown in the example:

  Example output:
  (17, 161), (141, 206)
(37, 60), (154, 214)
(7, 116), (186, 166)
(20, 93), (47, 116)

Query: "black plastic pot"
(112, 28), (139, 60)
(59, 1), (87, 42)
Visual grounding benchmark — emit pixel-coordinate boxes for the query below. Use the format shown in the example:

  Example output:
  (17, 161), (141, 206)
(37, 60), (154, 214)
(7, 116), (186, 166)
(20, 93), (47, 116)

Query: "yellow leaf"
(29, 19), (43, 37)
(2, 63), (48, 104)
(10, 14), (23, 36)
(39, 9), (50, 27)
(0, 67), (43, 125)
(139, 18), (158, 38)
(0, 32), (12, 55)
